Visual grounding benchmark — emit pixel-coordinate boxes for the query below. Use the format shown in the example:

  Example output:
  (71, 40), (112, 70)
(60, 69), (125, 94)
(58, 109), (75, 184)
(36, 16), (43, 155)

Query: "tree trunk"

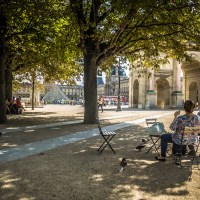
(83, 53), (98, 124)
(5, 65), (12, 101)
(32, 78), (35, 110)
(0, 40), (7, 124)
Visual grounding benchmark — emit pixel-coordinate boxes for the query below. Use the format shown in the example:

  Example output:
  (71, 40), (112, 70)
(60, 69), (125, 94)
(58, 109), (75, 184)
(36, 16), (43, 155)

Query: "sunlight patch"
(1, 183), (15, 189)
(24, 130), (35, 132)
(4, 178), (21, 183)
(90, 174), (103, 182)
(6, 127), (20, 130)
(2, 143), (18, 147)
(134, 159), (156, 165)
(26, 126), (37, 129)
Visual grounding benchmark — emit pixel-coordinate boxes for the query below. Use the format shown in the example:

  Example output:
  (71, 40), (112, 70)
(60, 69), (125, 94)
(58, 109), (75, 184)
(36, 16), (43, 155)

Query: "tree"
(67, 0), (200, 123)
(0, 0), (74, 123)
(13, 65), (44, 110)
(1, 0), (200, 125)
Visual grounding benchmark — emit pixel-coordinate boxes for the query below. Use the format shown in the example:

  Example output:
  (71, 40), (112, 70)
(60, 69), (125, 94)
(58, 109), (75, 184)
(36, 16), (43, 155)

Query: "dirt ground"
(0, 105), (200, 200)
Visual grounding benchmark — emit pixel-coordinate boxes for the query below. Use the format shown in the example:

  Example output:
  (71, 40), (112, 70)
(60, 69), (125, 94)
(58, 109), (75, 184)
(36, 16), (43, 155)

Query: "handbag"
(147, 122), (167, 136)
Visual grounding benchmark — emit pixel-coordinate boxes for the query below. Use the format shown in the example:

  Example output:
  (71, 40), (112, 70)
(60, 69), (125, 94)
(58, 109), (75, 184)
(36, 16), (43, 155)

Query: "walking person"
(98, 95), (104, 112)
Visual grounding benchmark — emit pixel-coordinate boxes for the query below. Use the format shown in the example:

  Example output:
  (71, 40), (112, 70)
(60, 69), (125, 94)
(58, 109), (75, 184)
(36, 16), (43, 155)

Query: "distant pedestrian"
(108, 99), (111, 107)
(98, 95), (104, 112)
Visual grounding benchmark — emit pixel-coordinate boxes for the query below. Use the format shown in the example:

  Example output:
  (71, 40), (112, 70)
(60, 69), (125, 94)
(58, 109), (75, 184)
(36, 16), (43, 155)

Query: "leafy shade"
(67, 0), (200, 123)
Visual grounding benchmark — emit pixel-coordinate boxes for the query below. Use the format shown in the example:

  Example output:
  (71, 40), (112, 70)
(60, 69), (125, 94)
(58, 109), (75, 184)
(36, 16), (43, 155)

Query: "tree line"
(0, 0), (200, 124)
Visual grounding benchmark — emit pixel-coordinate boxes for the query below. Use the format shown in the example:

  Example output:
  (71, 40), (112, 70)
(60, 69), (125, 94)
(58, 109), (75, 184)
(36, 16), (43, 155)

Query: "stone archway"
(181, 59), (200, 103)
(133, 79), (139, 108)
(189, 82), (198, 102)
(156, 78), (170, 109)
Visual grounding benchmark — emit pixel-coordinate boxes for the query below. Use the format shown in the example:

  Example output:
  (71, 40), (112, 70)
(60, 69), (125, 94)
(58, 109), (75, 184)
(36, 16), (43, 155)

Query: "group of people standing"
(6, 98), (26, 114)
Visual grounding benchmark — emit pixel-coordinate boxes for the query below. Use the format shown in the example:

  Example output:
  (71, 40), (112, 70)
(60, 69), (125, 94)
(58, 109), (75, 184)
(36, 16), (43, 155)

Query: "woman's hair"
(184, 99), (196, 113)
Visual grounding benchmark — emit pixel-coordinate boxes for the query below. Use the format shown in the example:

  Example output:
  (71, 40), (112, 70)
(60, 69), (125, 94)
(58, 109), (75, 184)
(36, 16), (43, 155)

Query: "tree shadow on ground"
(71, 124), (198, 199)
(0, 123), (199, 200)
(5, 114), (83, 127)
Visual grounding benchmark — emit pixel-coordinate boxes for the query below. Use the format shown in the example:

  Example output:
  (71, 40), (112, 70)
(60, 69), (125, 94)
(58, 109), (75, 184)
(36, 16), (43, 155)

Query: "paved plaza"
(0, 105), (200, 200)
(0, 105), (174, 163)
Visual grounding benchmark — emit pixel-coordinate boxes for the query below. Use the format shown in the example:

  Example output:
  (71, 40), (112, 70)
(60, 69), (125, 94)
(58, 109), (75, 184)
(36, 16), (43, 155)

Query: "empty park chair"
(96, 118), (117, 154)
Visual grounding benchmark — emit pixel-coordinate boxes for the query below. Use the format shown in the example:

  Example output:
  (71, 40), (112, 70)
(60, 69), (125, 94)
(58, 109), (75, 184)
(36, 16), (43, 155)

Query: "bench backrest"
(146, 118), (157, 127)
(178, 126), (200, 145)
(96, 118), (103, 134)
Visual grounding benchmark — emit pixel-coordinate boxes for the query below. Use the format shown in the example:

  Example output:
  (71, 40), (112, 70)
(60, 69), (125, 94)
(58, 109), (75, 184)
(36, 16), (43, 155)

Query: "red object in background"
(103, 96), (126, 103)
(16, 99), (22, 107)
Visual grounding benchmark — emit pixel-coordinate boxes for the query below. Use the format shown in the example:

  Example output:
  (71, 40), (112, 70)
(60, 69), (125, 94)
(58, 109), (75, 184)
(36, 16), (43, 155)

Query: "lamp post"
(111, 58), (126, 111)
(116, 74), (121, 111)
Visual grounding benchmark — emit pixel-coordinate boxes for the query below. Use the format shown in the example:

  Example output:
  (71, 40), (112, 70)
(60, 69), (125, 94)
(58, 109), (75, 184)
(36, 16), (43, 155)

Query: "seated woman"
(16, 98), (25, 114)
(155, 99), (200, 162)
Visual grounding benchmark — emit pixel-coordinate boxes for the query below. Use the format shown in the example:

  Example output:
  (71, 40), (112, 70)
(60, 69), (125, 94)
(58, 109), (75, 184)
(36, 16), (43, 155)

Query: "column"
(145, 69), (157, 109)
(171, 59), (183, 108)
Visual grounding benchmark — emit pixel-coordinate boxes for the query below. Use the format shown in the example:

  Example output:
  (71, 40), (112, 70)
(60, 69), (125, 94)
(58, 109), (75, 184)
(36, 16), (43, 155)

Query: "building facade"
(129, 51), (200, 109)
(104, 66), (129, 102)
(97, 76), (105, 96)
(43, 83), (84, 103)
(58, 85), (84, 101)
(182, 51), (200, 107)
(129, 58), (183, 109)
(13, 82), (43, 104)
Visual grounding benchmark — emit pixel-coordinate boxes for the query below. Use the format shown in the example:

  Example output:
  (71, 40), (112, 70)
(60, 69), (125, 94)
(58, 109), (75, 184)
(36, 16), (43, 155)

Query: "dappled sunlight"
(117, 136), (139, 141)
(89, 145), (99, 149)
(111, 184), (140, 200)
(133, 159), (157, 165)
(90, 174), (104, 182)
(6, 127), (21, 130)
(79, 150), (86, 153)
(3, 177), (21, 183)
(25, 126), (37, 129)
(51, 127), (61, 130)
(0, 169), (37, 200)
(24, 130), (35, 133)
(1, 108), (200, 199)
(1, 143), (18, 148)
(1, 183), (15, 189)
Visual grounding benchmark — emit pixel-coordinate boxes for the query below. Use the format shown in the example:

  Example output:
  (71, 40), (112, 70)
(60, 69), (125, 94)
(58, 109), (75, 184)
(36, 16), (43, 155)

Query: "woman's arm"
(169, 110), (180, 131)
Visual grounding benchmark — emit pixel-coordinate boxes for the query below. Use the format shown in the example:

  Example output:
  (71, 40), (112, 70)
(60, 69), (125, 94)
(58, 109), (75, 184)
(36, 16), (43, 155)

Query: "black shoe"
(155, 156), (166, 162)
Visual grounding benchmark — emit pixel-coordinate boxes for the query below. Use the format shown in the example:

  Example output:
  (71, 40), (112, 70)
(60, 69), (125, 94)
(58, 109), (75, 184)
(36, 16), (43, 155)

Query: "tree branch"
(69, 0), (86, 28)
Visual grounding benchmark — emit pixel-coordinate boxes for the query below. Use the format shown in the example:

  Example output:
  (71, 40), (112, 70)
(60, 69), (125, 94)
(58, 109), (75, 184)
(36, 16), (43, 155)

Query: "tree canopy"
(67, 0), (200, 123)
(0, 0), (81, 123)
(1, 0), (200, 124)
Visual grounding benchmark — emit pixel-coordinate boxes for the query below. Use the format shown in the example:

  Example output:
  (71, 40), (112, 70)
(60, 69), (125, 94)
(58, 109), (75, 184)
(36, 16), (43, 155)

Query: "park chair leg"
(97, 135), (116, 154)
(146, 136), (160, 156)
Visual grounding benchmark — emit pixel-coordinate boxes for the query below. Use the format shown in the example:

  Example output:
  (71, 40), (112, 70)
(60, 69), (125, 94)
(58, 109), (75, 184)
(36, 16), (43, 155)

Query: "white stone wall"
(129, 58), (183, 109)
